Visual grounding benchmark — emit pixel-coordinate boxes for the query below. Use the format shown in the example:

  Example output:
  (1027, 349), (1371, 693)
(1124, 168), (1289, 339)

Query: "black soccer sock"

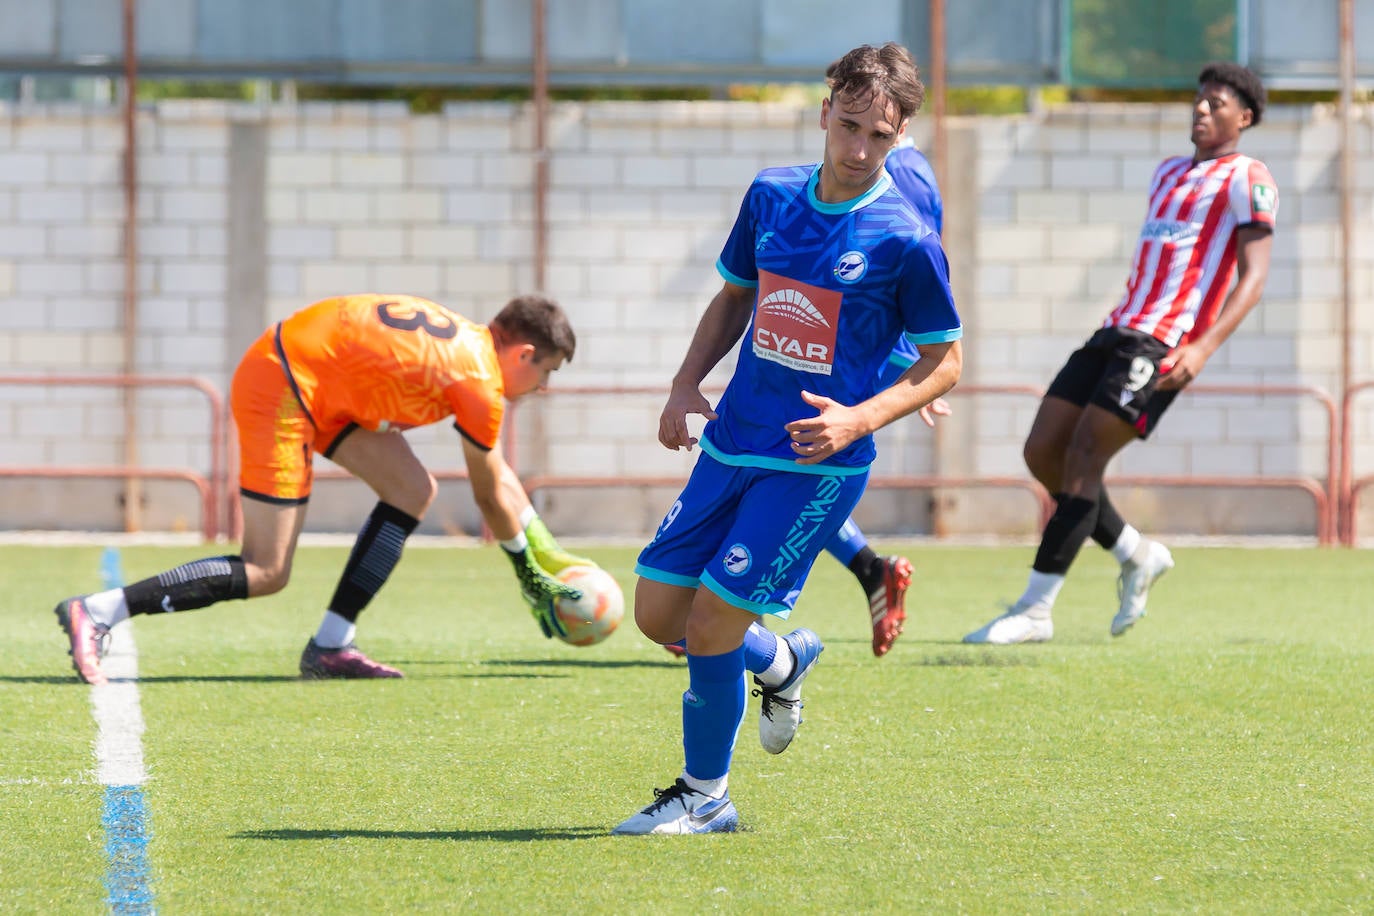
(326, 501), (420, 623)
(1032, 494), (1100, 575)
(846, 546), (884, 594)
(124, 556), (249, 616)
(1092, 487), (1126, 549)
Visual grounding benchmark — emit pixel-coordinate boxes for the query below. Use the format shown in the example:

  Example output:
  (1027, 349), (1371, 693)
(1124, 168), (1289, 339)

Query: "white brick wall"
(0, 97), (1369, 539)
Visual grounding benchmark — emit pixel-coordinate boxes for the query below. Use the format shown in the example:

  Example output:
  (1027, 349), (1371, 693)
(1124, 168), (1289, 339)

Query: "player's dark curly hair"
(490, 294), (576, 362)
(826, 42), (925, 123)
(1198, 61), (1266, 127)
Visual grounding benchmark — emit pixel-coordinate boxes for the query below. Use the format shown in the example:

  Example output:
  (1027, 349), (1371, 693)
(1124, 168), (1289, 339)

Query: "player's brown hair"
(490, 294), (576, 362)
(826, 42), (925, 124)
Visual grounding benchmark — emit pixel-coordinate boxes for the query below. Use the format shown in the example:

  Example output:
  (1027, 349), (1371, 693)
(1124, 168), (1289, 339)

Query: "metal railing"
(1138, 383), (1339, 546)
(0, 374), (227, 541)
(0, 376), (1342, 546)
(1339, 379), (1374, 545)
(518, 383), (1058, 523)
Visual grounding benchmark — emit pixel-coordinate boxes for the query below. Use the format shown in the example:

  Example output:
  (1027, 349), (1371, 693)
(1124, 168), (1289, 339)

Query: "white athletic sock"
(1111, 525), (1142, 565)
(756, 633), (793, 686)
(82, 588), (129, 628)
(314, 611), (356, 649)
(681, 771), (727, 798)
(1017, 570), (1064, 616)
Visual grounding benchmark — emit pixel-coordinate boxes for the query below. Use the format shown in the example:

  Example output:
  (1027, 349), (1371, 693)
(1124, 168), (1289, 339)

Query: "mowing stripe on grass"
(90, 549), (155, 914)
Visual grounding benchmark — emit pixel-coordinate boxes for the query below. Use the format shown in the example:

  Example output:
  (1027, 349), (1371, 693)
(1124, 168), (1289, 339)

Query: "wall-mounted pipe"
(121, 0), (142, 532)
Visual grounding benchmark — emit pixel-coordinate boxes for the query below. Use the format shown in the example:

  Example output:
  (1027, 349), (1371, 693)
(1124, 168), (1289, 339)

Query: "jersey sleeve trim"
(716, 259), (758, 288)
(453, 421), (495, 451)
(905, 326), (963, 345)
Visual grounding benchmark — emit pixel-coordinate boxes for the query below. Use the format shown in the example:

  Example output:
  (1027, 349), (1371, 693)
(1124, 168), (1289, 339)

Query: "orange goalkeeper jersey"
(275, 294), (505, 450)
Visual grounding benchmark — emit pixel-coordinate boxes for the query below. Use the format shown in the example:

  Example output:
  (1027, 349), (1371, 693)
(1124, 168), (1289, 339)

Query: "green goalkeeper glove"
(502, 544), (583, 639)
(525, 515), (597, 574)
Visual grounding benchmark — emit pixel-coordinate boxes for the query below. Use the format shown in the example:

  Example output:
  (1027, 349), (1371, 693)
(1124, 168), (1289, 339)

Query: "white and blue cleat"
(754, 627), (824, 754)
(612, 779), (739, 836)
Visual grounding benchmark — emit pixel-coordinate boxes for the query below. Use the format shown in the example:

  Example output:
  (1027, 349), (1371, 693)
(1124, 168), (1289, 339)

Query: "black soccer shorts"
(1044, 326), (1180, 438)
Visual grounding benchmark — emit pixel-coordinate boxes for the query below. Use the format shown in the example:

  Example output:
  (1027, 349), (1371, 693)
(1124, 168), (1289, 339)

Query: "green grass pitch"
(1, 542), (1371, 913)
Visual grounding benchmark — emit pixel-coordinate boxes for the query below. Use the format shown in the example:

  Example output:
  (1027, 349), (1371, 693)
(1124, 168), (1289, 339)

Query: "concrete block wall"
(0, 97), (1369, 540)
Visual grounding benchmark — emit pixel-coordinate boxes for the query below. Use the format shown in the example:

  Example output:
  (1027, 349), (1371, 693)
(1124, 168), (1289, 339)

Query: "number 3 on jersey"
(376, 301), (458, 339)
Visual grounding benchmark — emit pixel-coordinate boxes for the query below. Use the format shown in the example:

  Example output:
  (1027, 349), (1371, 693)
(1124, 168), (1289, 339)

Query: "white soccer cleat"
(611, 779), (739, 836)
(754, 627), (823, 755)
(1111, 539), (1174, 636)
(962, 603), (1053, 644)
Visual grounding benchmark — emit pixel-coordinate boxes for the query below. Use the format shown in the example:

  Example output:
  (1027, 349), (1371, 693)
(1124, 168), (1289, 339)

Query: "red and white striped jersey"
(1105, 153), (1277, 348)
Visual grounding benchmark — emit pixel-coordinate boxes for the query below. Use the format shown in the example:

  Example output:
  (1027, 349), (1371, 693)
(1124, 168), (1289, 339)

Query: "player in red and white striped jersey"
(966, 62), (1276, 645)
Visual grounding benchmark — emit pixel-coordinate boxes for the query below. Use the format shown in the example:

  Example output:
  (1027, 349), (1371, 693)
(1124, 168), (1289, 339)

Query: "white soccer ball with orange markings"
(553, 565), (624, 647)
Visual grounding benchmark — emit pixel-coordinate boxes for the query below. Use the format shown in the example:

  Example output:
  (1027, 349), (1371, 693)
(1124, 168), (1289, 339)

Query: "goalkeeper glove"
(525, 514), (597, 574)
(502, 544), (583, 639)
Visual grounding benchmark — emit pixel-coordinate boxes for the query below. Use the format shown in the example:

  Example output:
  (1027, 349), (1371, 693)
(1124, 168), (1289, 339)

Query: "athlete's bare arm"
(461, 437), (527, 541)
(659, 281), (756, 451)
(787, 339), (962, 464)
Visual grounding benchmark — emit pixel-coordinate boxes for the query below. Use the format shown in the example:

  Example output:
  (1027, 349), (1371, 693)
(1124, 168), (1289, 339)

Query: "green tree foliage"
(1069, 0), (1236, 87)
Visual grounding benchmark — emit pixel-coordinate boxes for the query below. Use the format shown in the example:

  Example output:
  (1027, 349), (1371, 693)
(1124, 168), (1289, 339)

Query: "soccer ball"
(553, 565), (624, 647)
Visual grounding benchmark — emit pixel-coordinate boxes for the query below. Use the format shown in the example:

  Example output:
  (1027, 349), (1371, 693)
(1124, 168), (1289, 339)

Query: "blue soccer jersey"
(709, 164), (961, 471)
(881, 140), (944, 382)
(886, 139), (943, 235)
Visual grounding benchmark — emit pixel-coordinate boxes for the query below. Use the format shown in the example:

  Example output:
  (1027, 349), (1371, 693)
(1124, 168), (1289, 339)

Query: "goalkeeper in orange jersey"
(54, 293), (592, 683)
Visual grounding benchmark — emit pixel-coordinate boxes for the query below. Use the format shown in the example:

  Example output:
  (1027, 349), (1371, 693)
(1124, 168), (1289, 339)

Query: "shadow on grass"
(234, 826), (605, 842)
(0, 674), (308, 685)
(912, 652), (1037, 667)
(0, 675), (89, 684)
(480, 658), (683, 670)
(12, 652), (687, 686)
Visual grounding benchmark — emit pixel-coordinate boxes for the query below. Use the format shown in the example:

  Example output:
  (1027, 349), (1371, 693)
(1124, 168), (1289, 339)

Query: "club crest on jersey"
(723, 544), (751, 576)
(833, 250), (868, 283)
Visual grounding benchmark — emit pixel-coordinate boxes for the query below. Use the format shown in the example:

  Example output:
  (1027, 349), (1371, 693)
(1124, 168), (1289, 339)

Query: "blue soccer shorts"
(636, 452), (867, 618)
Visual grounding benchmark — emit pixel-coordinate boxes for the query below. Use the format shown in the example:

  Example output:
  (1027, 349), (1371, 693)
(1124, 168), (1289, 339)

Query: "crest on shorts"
(722, 544), (751, 576)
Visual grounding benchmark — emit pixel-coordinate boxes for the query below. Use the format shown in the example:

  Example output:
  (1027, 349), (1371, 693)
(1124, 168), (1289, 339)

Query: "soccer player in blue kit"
(661, 137), (948, 660)
(613, 43), (963, 836)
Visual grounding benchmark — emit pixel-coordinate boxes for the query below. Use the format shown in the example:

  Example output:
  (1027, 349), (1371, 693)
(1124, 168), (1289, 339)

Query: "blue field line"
(102, 786), (154, 915)
(95, 547), (156, 915)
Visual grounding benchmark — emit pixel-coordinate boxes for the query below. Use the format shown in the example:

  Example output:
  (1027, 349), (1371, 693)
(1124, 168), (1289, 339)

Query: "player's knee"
(1023, 437), (1058, 485)
(390, 472), (437, 519)
(632, 601), (676, 643)
(418, 472), (439, 512)
(246, 562), (291, 597)
(1062, 436), (1113, 478)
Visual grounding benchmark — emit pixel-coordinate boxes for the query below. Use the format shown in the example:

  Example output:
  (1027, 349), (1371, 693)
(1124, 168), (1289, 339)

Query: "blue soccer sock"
(824, 517), (867, 566)
(741, 620), (778, 674)
(682, 646), (746, 782)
